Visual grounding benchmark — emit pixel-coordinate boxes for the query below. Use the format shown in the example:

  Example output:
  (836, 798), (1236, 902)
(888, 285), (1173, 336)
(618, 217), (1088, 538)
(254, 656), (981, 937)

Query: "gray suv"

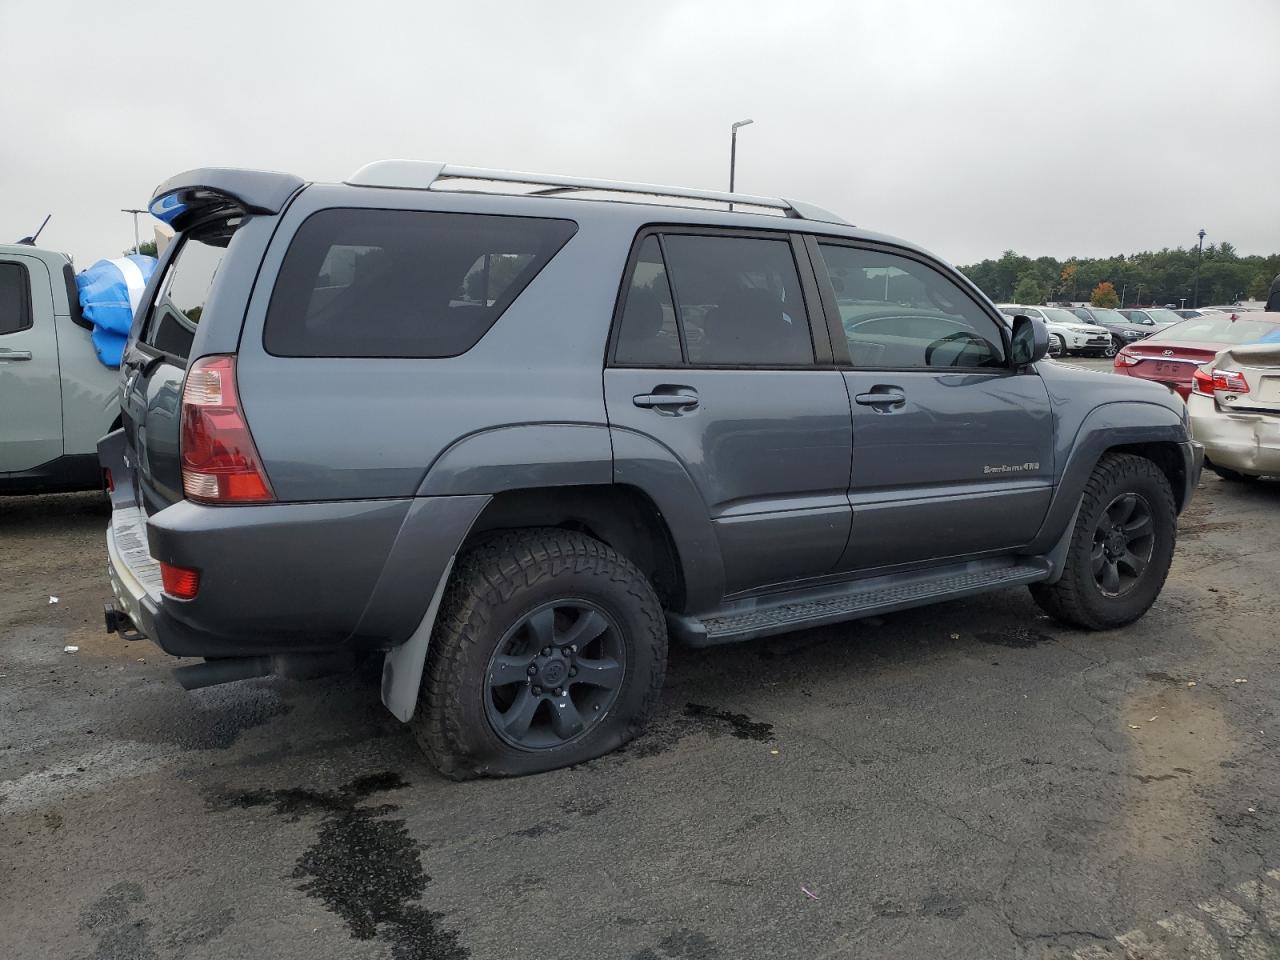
(101, 162), (1203, 778)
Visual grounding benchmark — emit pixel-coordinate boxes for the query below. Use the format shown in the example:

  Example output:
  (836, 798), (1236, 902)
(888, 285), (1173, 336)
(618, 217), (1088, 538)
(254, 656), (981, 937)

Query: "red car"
(1114, 312), (1280, 399)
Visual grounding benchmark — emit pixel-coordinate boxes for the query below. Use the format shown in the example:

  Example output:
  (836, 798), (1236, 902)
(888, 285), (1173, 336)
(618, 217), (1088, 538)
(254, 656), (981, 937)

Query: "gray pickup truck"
(100, 163), (1202, 778)
(1, 243), (119, 493)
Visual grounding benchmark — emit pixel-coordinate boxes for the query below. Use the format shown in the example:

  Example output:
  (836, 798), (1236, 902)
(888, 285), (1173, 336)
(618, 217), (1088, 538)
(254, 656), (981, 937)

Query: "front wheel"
(1103, 339), (1119, 358)
(1030, 453), (1176, 630)
(413, 529), (668, 779)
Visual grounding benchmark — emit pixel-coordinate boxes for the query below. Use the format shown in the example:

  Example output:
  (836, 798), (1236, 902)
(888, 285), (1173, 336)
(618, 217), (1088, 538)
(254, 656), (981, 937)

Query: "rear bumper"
(99, 428), (488, 659)
(1188, 394), (1280, 476)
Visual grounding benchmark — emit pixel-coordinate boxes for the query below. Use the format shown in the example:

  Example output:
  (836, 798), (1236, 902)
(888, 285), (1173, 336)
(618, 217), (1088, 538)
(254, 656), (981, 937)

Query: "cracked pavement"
(3, 430), (1280, 957)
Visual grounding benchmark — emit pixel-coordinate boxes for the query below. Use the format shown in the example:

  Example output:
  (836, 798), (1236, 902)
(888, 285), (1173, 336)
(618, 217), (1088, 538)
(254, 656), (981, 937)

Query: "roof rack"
(344, 160), (849, 225)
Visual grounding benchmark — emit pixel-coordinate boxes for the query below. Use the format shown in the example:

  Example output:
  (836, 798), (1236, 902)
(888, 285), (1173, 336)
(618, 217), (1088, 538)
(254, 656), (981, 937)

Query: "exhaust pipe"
(173, 652), (358, 691)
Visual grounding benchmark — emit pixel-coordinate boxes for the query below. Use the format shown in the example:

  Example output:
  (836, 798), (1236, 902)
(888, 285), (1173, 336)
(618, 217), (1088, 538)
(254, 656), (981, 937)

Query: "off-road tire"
(413, 528), (667, 779)
(1030, 453), (1176, 630)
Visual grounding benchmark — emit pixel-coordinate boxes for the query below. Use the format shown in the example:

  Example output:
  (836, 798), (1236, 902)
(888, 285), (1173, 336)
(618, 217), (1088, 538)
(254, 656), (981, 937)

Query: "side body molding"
(1027, 401), (1189, 554)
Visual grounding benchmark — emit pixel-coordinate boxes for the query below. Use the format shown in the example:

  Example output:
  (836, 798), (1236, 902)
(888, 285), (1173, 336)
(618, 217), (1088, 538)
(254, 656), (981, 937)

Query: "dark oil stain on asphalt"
(622, 703), (774, 759)
(975, 627), (1055, 648)
(683, 703), (774, 741)
(630, 926), (723, 959)
(75, 882), (157, 960)
(219, 772), (467, 960)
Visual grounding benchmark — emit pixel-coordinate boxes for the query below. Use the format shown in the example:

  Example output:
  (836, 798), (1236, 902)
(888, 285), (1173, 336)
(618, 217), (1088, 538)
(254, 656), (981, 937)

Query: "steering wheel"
(924, 331), (988, 366)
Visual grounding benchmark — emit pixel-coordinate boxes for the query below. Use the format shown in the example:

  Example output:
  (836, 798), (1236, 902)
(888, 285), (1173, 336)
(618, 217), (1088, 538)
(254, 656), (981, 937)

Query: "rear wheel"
(413, 529), (667, 779)
(1030, 453), (1176, 630)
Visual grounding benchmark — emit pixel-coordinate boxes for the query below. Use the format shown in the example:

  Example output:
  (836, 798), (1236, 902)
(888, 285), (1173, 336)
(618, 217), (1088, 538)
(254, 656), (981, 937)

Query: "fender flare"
(1028, 401), (1187, 554)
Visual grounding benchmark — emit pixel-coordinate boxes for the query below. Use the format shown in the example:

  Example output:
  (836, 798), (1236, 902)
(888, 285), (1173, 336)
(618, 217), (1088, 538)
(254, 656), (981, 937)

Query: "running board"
(679, 558), (1052, 647)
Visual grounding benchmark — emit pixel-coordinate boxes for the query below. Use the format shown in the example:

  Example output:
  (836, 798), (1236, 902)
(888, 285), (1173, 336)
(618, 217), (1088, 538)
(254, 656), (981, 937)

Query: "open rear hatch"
(117, 169), (303, 515)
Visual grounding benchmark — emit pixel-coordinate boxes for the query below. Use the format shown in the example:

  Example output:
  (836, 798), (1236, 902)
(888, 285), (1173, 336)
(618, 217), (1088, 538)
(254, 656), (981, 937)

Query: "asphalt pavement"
(3, 357), (1280, 960)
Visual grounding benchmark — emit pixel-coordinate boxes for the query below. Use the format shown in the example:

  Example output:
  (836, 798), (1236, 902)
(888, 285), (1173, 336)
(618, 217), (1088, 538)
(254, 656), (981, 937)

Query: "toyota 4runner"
(100, 162), (1203, 778)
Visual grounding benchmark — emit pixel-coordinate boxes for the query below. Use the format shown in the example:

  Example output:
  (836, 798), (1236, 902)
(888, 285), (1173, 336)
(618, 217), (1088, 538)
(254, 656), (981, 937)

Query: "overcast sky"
(2, 0), (1276, 268)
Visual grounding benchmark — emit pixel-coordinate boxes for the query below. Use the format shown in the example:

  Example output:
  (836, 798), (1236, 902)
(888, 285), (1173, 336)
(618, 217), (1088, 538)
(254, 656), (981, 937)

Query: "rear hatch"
(118, 170), (303, 515)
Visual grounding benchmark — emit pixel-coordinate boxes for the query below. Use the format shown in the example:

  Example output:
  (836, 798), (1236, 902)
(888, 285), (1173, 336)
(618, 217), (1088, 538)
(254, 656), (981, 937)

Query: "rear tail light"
(160, 561), (200, 599)
(1115, 350), (1140, 367)
(1191, 368), (1215, 396)
(103, 468), (114, 493)
(180, 355), (275, 503)
(1211, 369), (1249, 394)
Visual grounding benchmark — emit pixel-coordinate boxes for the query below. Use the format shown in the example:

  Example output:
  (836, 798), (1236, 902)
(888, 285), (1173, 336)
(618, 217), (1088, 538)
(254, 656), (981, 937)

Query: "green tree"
(1248, 273), (1271, 300)
(123, 240), (158, 257)
(1011, 272), (1045, 304)
(1090, 281), (1119, 307)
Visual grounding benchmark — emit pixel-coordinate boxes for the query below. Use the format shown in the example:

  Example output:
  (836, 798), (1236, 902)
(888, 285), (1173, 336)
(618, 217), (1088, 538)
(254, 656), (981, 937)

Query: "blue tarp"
(76, 255), (157, 368)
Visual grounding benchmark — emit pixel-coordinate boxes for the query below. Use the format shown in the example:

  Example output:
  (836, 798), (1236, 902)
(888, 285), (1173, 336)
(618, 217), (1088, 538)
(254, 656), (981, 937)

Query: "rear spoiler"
(149, 167), (305, 232)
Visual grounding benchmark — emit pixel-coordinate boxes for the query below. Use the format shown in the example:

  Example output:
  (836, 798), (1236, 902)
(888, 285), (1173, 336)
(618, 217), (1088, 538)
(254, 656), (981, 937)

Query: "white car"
(1187, 337), (1280, 481)
(997, 305), (1112, 356)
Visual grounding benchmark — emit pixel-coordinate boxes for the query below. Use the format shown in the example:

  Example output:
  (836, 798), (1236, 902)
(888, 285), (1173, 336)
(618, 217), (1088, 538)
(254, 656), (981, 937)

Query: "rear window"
(263, 209), (577, 358)
(1149, 315), (1280, 346)
(141, 220), (237, 362)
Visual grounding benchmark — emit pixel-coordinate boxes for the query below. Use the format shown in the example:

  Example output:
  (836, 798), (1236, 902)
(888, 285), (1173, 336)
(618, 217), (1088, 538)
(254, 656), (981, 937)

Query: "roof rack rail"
(344, 160), (849, 225)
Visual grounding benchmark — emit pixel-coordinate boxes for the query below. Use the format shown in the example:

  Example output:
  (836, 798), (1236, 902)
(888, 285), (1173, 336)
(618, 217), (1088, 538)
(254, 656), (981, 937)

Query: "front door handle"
(633, 391), (699, 410)
(854, 388), (906, 408)
(0, 348), (33, 361)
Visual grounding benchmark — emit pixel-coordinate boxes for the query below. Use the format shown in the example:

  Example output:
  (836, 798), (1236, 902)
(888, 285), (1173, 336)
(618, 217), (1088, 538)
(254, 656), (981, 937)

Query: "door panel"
(840, 369), (1053, 570)
(0, 256), (63, 472)
(606, 368), (852, 596)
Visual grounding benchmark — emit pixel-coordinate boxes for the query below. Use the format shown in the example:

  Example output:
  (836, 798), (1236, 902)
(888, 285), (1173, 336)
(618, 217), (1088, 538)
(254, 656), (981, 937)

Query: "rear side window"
(264, 209), (577, 358)
(614, 232), (814, 367)
(0, 261), (32, 335)
(142, 220), (236, 362)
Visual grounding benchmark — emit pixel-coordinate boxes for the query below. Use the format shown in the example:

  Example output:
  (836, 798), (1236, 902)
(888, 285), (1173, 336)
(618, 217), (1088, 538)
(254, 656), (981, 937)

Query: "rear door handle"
(633, 391), (699, 410)
(0, 349), (32, 361)
(854, 388), (906, 408)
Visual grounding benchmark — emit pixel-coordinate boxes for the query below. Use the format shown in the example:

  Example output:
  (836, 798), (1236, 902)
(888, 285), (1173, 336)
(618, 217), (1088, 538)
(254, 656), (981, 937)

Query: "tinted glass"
(1148, 315), (1280, 346)
(0, 262), (32, 336)
(1042, 307), (1084, 324)
(614, 236), (682, 365)
(661, 234), (813, 366)
(142, 220), (236, 362)
(264, 209), (576, 358)
(820, 245), (1005, 368)
(1087, 308), (1130, 325)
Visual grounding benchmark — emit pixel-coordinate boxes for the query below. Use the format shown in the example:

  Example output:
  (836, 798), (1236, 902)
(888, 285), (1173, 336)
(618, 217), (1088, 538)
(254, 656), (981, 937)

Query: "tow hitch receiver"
(103, 603), (144, 641)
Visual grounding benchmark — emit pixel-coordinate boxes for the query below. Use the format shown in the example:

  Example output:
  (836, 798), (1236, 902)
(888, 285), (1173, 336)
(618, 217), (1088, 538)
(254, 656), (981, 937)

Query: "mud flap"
(380, 557), (454, 723)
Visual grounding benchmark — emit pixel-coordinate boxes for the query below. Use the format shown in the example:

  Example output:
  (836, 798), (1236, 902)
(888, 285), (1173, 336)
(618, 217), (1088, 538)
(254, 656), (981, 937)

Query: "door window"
(142, 221), (237, 362)
(613, 232), (814, 366)
(0, 262), (32, 335)
(819, 245), (1006, 369)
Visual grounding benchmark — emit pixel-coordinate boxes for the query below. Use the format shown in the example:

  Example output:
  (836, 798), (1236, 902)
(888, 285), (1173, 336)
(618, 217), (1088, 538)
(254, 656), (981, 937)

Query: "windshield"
(1043, 308), (1085, 324)
(1144, 308), (1184, 325)
(1087, 308), (1129, 325)
(1150, 315), (1280, 346)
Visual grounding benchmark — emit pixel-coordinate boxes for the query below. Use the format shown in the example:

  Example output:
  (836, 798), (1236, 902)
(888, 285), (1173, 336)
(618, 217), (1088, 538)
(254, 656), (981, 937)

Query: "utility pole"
(729, 119), (754, 201)
(121, 208), (145, 255)
(1193, 228), (1206, 307)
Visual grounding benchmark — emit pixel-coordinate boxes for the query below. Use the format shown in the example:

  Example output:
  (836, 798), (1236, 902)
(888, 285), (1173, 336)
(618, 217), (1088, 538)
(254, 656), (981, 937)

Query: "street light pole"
(729, 119), (754, 196)
(121, 208), (145, 255)
(1193, 228), (1206, 308)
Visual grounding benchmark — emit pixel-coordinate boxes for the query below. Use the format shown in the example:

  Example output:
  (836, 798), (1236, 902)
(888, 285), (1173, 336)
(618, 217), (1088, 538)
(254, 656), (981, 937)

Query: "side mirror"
(1010, 314), (1049, 366)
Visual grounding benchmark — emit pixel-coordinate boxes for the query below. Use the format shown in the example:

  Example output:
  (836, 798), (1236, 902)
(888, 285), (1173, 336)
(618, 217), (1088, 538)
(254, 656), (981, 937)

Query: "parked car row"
(997, 304), (1112, 356)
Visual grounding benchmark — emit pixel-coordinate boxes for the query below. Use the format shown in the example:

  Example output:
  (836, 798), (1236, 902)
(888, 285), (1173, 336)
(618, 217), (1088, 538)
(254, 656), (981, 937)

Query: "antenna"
(16, 214), (51, 246)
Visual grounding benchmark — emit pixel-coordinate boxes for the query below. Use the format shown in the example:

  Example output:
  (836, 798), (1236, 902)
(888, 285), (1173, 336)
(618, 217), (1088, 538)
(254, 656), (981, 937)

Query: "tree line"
(959, 245), (1280, 308)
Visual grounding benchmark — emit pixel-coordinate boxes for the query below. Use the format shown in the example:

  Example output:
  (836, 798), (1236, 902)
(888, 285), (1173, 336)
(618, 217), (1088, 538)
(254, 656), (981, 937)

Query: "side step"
(682, 558), (1051, 647)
